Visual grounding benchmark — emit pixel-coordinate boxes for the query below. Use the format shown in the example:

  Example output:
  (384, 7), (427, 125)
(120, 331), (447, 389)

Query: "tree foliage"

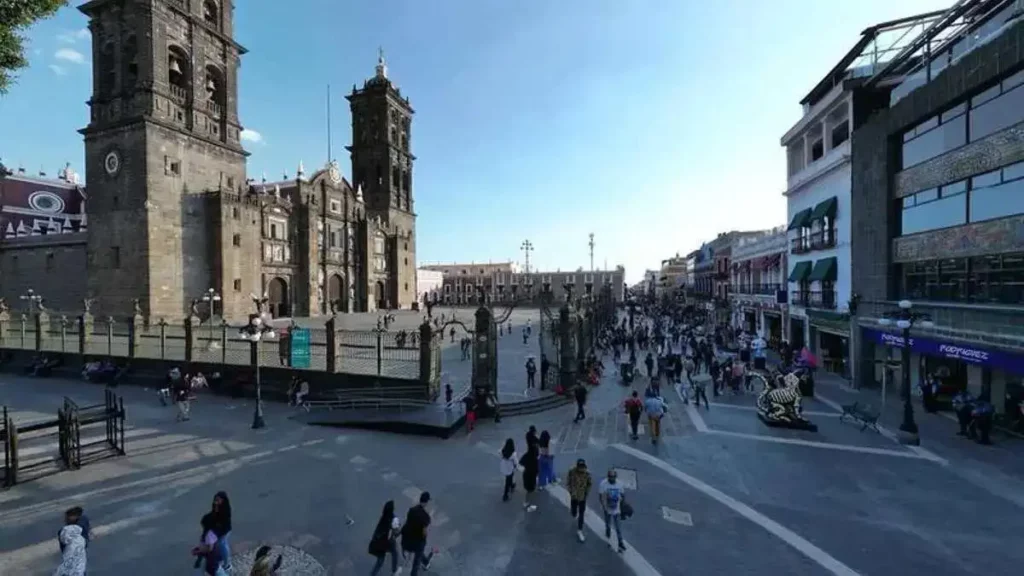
(0, 0), (69, 94)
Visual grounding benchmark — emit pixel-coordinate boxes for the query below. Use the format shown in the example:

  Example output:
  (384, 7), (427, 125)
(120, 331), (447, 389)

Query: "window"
(903, 254), (1024, 304)
(969, 81), (1024, 142)
(112, 246), (121, 268)
(969, 161), (1024, 223)
(46, 253), (54, 271)
(203, 0), (219, 26)
(232, 233), (241, 247)
(404, 257), (408, 266)
(124, 36), (138, 87)
(165, 156), (181, 176)
(901, 110), (966, 168)
(899, 182), (967, 235)
(112, 195), (119, 209)
(404, 283), (409, 291)
(404, 242), (408, 251)
(270, 223), (279, 239)
(232, 207), (240, 219)
(330, 230), (339, 248)
(830, 120), (849, 148)
(233, 279), (242, 291)
(329, 199), (341, 213)
(810, 139), (823, 161)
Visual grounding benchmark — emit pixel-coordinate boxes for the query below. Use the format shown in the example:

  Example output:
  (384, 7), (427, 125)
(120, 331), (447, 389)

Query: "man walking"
(525, 357), (537, 389)
(566, 459), (593, 543)
(644, 390), (666, 444)
(624, 391), (643, 440)
(401, 491), (438, 576)
(573, 384), (588, 423)
(599, 469), (627, 553)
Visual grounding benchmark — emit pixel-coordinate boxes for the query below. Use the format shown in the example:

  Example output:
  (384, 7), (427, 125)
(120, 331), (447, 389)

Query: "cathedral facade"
(0, 0), (418, 321)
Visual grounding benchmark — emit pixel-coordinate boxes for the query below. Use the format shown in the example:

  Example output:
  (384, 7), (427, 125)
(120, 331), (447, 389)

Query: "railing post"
(128, 317), (137, 359)
(325, 316), (337, 373)
(418, 320), (432, 388)
(77, 314), (89, 355)
(105, 317), (114, 356)
(376, 331), (383, 376)
(157, 319), (167, 359)
(19, 314), (27, 349)
(183, 316), (194, 363)
(220, 321), (228, 364)
(59, 316), (68, 353)
(33, 311), (45, 351)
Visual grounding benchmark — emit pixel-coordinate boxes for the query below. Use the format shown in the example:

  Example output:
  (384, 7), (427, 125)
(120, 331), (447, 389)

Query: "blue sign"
(290, 328), (311, 369)
(864, 328), (1024, 376)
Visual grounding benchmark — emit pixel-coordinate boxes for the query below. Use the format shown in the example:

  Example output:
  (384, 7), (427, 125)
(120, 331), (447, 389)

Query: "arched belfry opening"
(167, 46), (190, 101)
(203, 0), (220, 27)
(204, 65), (225, 118)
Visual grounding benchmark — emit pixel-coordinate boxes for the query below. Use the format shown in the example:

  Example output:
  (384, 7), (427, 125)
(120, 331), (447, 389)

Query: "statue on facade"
(329, 299), (338, 315)
(132, 298), (143, 316)
(0, 297), (8, 315)
(190, 299), (202, 319)
(83, 298), (96, 314)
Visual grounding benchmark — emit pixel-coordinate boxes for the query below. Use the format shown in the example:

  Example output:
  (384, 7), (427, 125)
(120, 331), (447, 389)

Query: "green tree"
(0, 0), (69, 94)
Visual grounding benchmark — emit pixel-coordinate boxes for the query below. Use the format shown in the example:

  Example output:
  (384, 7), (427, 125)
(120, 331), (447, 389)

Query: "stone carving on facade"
(132, 298), (143, 316)
(83, 298), (95, 314)
(190, 299), (202, 318)
(0, 298), (8, 315)
(893, 214), (1024, 262)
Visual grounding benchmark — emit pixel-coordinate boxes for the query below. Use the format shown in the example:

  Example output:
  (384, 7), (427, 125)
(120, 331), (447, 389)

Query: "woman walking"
(368, 500), (402, 575)
(210, 491), (233, 572)
(192, 513), (228, 576)
(500, 439), (518, 502)
(519, 443), (539, 512)
(537, 430), (557, 488)
(54, 523), (87, 576)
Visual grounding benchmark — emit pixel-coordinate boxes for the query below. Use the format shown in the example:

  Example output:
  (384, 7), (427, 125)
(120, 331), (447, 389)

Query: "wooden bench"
(839, 402), (880, 432)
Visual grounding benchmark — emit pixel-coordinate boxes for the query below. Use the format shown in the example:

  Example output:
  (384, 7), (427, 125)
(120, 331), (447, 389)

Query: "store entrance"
(789, 318), (805, 350)
(818, 331), (848, 377)
(922, 355), (968, 405)
(743, 311), (756, 333)
(764, 313), (782, 348)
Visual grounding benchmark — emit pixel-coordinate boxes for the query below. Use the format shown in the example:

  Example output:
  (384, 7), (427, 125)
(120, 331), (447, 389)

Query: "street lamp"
(20, 288), (43, 311)
(877, 299), (934, 446)
(520, 240), (534, 274)
(202, 288), (222, 348)
(240, 293), (276, 429)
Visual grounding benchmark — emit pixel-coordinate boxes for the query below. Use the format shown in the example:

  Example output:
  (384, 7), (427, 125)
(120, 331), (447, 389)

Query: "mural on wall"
(893, 214), (1024, 262)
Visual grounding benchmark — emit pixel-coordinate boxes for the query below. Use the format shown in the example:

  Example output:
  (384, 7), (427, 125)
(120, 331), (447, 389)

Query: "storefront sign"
(864, 328), (1024, 375)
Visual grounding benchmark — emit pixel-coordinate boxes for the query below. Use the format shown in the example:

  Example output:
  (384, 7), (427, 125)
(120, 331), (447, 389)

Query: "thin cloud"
(54, 48), (86, 65)
(57, 29), (90, 43)
(240, 129), (264, 144)
(49, 64), (67, 76)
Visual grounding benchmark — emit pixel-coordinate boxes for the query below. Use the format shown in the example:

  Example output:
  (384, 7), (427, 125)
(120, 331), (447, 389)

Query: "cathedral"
(0, 0), (418, 321)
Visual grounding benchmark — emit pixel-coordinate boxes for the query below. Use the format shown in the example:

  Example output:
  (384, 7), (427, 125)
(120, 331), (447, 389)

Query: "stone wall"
(0, 235), (88, 313)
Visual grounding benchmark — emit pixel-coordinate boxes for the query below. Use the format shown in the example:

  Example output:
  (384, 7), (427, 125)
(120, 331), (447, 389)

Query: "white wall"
(786, 155), (852, 314)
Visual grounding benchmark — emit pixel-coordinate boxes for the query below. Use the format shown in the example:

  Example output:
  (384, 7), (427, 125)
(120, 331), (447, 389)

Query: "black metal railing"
(808, 289), (837, 309)
(791, 227), (837, 253)
(734, 283), (782, 295)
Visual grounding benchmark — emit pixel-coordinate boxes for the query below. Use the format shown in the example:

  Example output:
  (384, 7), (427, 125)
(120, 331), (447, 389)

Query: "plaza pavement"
(3, 351), (1024, 574)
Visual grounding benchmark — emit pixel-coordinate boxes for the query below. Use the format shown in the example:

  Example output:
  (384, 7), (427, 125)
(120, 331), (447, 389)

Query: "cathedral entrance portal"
(375, 281), (386, 311)
(328, 274), (345, 313)
(268, 277), (289, 318)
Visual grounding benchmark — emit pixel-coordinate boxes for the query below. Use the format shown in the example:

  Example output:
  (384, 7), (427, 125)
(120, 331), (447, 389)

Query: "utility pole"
(520, 240), (534, 274)
(588, 233), (595, 271)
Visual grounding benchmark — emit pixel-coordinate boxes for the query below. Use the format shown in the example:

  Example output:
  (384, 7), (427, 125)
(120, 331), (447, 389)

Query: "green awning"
(788, 208), (812, 230)
(807, 257), (838, 282)
(810, 196), (838, 222)
(788, 261), (812, 282)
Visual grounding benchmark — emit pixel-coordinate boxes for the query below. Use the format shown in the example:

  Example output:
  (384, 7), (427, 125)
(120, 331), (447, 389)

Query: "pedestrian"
(525, 357), (537, 389)
(249, 545), (282, 576)
(598, 468), (627, 553)
(400, 492), (437, 576)
(463, 394), (476, 432)
(368, 500), (402, 576)
(644, 390), (666, 444)
(644, 352), (655, 379)
(537, 430), (557, 488)
(540, 355), (550, 390)
(624, 391), (643, 440)
(573, 385), (588, 423)
(566, 458), (592, 543)
(191, 513), (228, 575)
(444, 383), (453, 410)
(525, 425), (539, 452)
(519, 443), (539, 512)
(209, 491), (233, 572)
(54, 521), (87, 576)
(692, 374), (710, 410)
(174, 373), (191, 421)
(58, 507), (90, 553)
(500, 439), (518, 501)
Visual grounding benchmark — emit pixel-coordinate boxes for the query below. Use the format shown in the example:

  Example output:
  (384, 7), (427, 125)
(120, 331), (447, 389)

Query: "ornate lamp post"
(20, 288), (43, 311)
(202, 287), (222, 345)
(520, 240), (534, 274)
(877, 299), (934, 446)
(239, 293), (276, 430)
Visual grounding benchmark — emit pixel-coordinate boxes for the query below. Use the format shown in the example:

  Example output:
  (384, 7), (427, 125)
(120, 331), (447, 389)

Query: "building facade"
(0, 0), (418, 321)
(729, 226), (788, 342)
(423, 262), (626, 305)
(779, 11), (939, 372)
(658, 254), (689, 297)
(851, 0), (1024, 413)
(417, 268), (444, 304)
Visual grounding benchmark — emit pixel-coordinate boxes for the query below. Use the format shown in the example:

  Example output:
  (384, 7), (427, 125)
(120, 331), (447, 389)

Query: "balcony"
(734, 283), (782, 296)
(205, 99), (223, 118)
(791, 289), (837, 309)
(169, 84), (188, 103)
(791, 227), (837, 254)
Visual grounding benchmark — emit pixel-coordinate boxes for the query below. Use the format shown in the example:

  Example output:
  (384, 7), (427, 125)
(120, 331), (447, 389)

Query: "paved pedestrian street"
(4, 366), (1024, 575)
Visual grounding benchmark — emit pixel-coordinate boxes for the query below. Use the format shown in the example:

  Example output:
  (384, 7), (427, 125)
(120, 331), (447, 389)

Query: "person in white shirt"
(598, 469), (627, 553)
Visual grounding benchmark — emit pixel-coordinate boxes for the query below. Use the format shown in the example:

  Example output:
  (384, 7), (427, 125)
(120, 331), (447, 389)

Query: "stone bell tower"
(79, 0), (248, 319)
(346, 50), (418, 309)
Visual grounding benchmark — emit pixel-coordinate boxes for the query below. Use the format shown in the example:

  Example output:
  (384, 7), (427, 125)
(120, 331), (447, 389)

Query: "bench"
(839, 402), (880, 432)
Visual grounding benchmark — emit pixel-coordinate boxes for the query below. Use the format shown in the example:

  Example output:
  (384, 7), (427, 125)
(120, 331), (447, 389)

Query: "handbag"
(620, 501), (634, 520)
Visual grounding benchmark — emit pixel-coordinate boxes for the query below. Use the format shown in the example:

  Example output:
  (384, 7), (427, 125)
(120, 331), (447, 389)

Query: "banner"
(290, 328), (311, 369)
(864, 328), (1024, 376)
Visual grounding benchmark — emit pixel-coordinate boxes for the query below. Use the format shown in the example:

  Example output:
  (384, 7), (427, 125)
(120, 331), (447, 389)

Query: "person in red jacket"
(623, 391), (644, 440)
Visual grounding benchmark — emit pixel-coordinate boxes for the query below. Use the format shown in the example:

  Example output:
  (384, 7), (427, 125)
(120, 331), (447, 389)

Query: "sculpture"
(0, 297), (8, 314)
(83, 298), (96, 314)
(190, 299), (202, 318)
(755, 370), (817, 431)
(132, 298), (143, 316)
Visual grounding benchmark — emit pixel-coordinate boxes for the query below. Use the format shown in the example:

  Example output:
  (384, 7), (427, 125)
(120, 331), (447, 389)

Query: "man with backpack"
(624, 391), (644, 440)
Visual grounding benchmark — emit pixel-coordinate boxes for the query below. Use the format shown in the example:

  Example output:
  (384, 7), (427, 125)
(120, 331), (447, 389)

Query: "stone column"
(34, 309), (49, 351)
(184, 315), (200, 363)
(325, 316), (337, 373)
(78, 313), (94, 356)
(129, 313), (144, 359)
(0, 308), (9, 347)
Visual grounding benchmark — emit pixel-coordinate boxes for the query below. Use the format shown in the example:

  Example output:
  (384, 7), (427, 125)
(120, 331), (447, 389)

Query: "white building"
(416, 268), (444, 303)
(729, 226), (788, 342)
(780, 12), (935, 376)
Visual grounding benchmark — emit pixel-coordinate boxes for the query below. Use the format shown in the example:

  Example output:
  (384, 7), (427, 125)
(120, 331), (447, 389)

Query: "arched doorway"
(328, 274), (344, 313)
(375, 280), (386, 310)
(268, 277), (289, 318)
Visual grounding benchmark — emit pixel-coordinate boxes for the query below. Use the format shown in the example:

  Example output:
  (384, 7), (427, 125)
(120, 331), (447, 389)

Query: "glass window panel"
(971, 84), (1002, 108)
(969, 84), (1024, 141)
(940, 102), (967, 122)
(937, 258), (968, 301)
(902, 195), (915, 208)
(1004, 69), (1024, 91)
(917, 116), (939, 134)
(916, 188), (939, 203)
(901, 115), (966, 168)
(971, 169), (1001, 189)
(941, 180), (967, 196)
(901, 193), (967, 235)
(1003, 160), (1024, 182)
(970, 178), (1024, 223)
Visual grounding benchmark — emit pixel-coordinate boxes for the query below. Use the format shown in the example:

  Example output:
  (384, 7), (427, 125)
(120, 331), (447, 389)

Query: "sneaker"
(527, 505), (537, 512)
(618, 543), (627, 553)
(577, 530), (585, 542)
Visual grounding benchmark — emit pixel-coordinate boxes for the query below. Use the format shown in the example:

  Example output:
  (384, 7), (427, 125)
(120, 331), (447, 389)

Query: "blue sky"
(0, 0), (951, 283)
